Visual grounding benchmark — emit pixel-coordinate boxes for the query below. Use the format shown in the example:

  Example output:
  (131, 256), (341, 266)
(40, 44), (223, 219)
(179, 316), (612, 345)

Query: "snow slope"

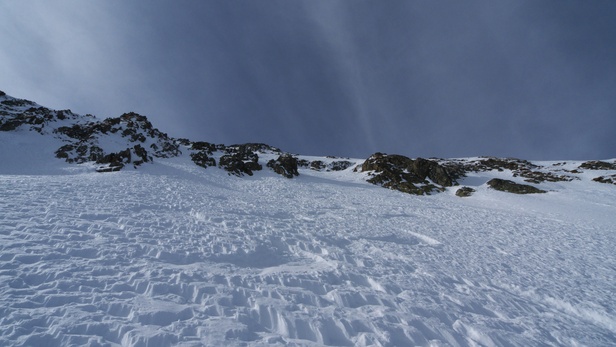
(1, 150), (615, 347)
(1, 91), (616, 346)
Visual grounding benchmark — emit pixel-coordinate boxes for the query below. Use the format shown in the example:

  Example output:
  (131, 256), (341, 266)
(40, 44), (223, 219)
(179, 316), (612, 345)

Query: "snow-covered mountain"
(1, 90), (615, 346)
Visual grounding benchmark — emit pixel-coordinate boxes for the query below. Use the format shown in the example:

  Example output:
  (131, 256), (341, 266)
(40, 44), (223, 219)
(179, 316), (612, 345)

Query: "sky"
(1, 1), (615, 160)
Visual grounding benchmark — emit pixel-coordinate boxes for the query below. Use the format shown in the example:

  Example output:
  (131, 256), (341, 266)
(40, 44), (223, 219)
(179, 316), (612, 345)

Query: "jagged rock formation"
(0, 94), (182, 172)
(359, 153), (454, 195)
(53, 112), (182, 172)
(487, 178), (547, 194)
(1, 96), (89, 133)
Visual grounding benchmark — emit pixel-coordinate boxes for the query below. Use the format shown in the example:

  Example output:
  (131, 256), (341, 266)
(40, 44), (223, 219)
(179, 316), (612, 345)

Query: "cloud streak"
(1, 1), (614, 160)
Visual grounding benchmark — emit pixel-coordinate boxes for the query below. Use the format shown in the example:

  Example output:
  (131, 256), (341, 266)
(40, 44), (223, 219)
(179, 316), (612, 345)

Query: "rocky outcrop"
(330, 160), (354, 171)
(360, 153), (454, 195)
(0, 93), (182, 172)
(4, 90), (615, 200)
(190, 152), (216, 169)
(267, 154), (299, 178)
(0, 98), (85, 134)
(218, 144), (271, 177)
(299, 159), (355, 172)
(487, 178), (546, 194)
(593, 175), (616, 185)
(51, 112), (182, 171)
(579, 161), (616, 170)
(95, 148), (131, 172)
(55, 144), (105, 164)
(92, 144), (152, 172)
(308, 160), (326, 171)
(455, 187), (475, 197)
(442, 157), (575, 183)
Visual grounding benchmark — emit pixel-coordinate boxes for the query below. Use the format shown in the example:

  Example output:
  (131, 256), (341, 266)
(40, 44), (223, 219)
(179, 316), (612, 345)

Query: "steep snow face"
(0, 154), (615, 347)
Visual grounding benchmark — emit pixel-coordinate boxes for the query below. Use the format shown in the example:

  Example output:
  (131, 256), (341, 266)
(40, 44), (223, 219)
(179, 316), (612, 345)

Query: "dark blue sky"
(1, 1), (615, 160)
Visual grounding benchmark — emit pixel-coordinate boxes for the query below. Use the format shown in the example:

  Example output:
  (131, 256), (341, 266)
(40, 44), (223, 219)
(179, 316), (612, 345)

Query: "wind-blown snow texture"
(1, 91), (616, 346)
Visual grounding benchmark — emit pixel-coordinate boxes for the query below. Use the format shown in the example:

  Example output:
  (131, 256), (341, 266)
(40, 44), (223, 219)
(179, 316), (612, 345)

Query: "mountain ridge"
(2, 90), (614, 195)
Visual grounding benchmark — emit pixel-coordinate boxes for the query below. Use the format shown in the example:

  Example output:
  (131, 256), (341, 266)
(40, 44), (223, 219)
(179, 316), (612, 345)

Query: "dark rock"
(0, 119), (22, 131)
(360, 153), (454, 195)
(579, 161), (616, 170)
(592, 175), (616, 185)
(310, 161), (326, 171)
(132, 144), (151, 166)
(55, 145), (73, 160)
(487, 178), (546, 194)
(177, 138), (192, 146)
(414, 158), (453, 186)
(218, 144), (263, 176)
(191, 141), (217, 154)
(330, 160), (353, 171)
(518, 170), (575, 183)
(227, 143), (281, 154)
(442, 157), (574, 183)
(55, 124), (96, 141)
(219, 154), (262, 176)
(0, 90), (5, 97)
(267, 154), (299, 178)
(96, 148), (131, 167)
(158, 141), (182, 158)
(456, 186), (476, 197)
(88, 146), (105, 162)
(1, 98), (35, 107)
(480, 157), (537, 171)
(190, 152), (216, 169)
(297, 159), (310, 168)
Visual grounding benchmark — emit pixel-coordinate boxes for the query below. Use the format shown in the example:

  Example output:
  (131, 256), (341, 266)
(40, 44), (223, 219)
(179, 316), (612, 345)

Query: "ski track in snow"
(1, 158), (615, 346)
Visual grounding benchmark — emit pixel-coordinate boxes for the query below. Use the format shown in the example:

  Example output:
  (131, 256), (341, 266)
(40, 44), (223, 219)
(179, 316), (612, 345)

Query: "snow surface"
(1, 131), (616, 346)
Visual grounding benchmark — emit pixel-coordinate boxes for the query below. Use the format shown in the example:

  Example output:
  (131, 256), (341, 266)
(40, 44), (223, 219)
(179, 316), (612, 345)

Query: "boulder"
(455, 187), (475, 197)
(487, 178), (546, 194)
(267, 154), (299, 178)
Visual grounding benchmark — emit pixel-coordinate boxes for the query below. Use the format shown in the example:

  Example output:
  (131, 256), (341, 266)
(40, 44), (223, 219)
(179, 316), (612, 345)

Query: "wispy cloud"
(1, 1), (614, 159)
